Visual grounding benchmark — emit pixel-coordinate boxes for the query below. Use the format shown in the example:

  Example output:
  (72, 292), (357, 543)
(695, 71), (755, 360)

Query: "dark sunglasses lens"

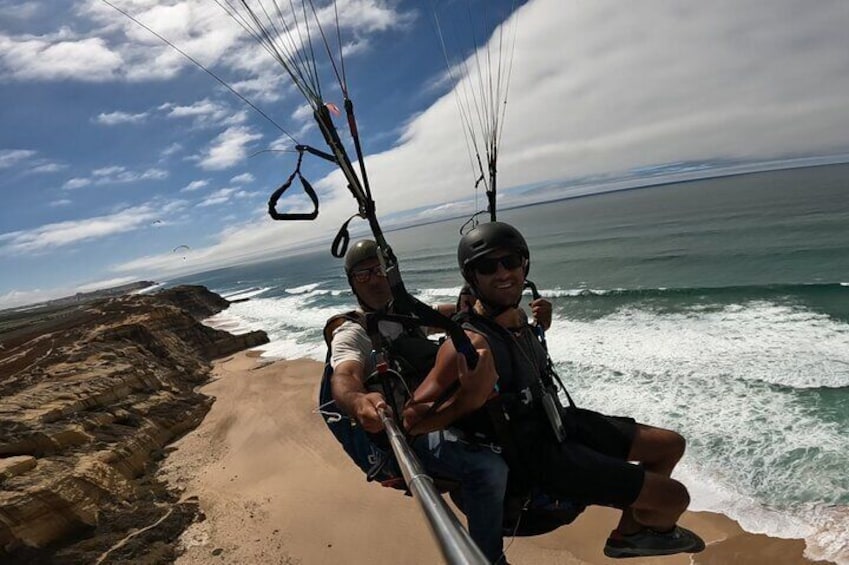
(352, 265), (384, 283)
(474, 258), (499, 275)
(474, 254), (522, 275)
(501, 254), (523, 270)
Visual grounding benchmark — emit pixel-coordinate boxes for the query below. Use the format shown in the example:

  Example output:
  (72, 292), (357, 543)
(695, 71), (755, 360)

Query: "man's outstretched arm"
(331, 360), (387, 433)
(404, 332), (497, 434)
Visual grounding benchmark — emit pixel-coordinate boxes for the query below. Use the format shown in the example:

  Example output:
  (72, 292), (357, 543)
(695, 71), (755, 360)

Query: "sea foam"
(546, 299), (849, 563)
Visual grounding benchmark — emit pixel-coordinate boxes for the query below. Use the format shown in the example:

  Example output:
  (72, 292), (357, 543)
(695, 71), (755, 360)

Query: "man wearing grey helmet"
(327, 239), (509, 563)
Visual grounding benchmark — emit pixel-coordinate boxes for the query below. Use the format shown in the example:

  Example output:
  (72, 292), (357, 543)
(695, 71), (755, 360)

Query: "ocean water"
(174, 163), (849, 563)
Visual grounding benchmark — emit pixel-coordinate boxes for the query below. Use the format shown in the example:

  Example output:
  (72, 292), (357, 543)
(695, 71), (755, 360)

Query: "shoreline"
(158, 351), (835, 564)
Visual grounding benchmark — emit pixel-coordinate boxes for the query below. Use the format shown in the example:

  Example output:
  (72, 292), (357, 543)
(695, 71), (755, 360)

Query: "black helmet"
(345, 239), (379, 274)
(457, 221), (530, 276)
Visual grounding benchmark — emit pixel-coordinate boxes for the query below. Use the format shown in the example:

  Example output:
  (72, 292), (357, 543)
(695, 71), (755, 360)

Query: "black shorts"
(529, 407), (644, 509)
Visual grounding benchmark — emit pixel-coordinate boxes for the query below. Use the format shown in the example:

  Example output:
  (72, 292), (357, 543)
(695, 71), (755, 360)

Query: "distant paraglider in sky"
(172, 244), (190, 260)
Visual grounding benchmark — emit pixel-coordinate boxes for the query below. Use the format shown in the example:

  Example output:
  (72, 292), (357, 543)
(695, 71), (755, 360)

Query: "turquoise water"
(174, 163), (849, 563)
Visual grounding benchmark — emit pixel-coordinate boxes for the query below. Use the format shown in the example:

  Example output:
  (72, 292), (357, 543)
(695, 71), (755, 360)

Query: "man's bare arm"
(331, 360), (386, 433)
(404, 332), (497, 434)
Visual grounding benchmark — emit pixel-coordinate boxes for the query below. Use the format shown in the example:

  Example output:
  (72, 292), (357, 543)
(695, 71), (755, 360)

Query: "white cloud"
(5, 0), (849, 301)
(230, 172), (254, 184)
(109, 0), (847, 247)
(30, 162), (67, 174)
(95, 110), (148, 125)
(0, 150), (65, 175)
(114, 167), (168, 182)
(0, 149), (36, 169)
(160, 98), (245, 128)
(0, 205), (160, 254)
(77, 0), (241, 81)
(160, 142), (182, 158)
(196, 187), (236, 207)
(196, 126), (262, 170)
(290, 103), (313, 124)
(110, 191), (355, 278)
(63, 177), (92, 189)
(63, 166), (168, 189)
(92, 165), (125, 177)
(160, 199), (189, 214)
(75, 276), (139, 293)
(326, 0), (416, 33)
(268, 134), (297, 152)
(180, 179), (209, 192)
(308, 0), (849, 218)
(0, 33), (123, 81)
(49, 199), (73, 207)
(0, 1), (40, 21)
(0, 287), (70, 310)
(2, 0), (413, 89)
(192, 187), (257, 207)
(228, 73), (288, 104)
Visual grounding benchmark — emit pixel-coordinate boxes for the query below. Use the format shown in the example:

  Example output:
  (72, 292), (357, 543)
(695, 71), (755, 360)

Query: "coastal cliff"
(0, 285), (269, 563)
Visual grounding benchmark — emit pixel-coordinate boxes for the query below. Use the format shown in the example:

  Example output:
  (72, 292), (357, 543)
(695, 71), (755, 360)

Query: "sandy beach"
(159, 351), (832, 565)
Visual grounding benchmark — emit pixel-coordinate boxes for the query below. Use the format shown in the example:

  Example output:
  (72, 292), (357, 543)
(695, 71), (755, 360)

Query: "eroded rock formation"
(0, 286), (268, 563)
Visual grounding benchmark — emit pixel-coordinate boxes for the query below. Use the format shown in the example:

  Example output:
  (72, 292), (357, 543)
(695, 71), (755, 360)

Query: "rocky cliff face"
(0, 286), (269, 563)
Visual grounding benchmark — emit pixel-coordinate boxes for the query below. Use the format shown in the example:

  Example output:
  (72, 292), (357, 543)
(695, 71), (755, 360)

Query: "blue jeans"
(413, 430), (509, 563)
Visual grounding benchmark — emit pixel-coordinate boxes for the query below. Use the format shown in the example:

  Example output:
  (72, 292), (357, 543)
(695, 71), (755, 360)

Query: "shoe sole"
(603, 544), (702, 558)
(603, 529), (706, 559)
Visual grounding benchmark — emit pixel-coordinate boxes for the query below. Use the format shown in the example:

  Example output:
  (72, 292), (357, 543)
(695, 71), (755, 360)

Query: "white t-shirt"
(329, 317), (405, 376)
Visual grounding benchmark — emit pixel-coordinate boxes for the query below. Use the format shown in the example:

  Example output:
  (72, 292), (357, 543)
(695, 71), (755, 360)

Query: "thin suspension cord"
(221, 0), (373, 210)
(430, 3), (486, 189)
(334, 0), (348, 91)
(306, 0), (348, 97)
(430, 0), (519, 224)
(282, 0), (322, 100)
(100, 0), (296, 143)
(464, 0), (492, 193)
(300, 0), (324, 102)
(216, 0), (311, 99)
(431, 2), (480, 178)
(220, 0), (322, 104)
(495, 1), (519, 152)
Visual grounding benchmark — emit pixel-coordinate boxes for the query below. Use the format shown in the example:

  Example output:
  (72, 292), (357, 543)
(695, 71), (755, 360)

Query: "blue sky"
(1, 0), (848, 309)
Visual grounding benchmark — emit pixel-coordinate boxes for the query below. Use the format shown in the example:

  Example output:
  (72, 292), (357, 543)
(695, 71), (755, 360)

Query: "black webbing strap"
(484, 397), (531, 488)
(331, 213), (362, 258)
(391, 293), (478, 370)
(267, 150), (320, 221)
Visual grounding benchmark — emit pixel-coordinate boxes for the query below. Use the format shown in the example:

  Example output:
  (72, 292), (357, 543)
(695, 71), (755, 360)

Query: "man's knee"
(665, 430), (686, 464)
(634, 472), (690, 513)
(632, 425), (686, 466)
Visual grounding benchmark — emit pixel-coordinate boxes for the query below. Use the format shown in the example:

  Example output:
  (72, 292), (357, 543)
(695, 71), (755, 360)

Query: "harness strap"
(484, 396), (531, 489)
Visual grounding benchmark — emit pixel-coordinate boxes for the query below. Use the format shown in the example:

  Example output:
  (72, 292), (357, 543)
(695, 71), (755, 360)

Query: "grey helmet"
(457, 222), (530, 280)
(344, 239), (379, 274)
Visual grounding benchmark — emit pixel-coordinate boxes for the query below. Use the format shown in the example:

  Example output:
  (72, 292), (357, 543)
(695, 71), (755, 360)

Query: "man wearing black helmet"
(405, 222), (705, 559)
(327, 239), (510, 563)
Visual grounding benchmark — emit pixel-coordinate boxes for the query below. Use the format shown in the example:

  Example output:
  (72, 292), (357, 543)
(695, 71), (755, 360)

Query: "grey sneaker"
(603, 525), (706, 558)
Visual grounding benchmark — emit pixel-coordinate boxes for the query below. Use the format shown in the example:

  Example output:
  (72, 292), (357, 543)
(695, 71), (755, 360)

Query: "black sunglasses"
(351, 264), (386, 283)
(473, 253), (524, 275)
